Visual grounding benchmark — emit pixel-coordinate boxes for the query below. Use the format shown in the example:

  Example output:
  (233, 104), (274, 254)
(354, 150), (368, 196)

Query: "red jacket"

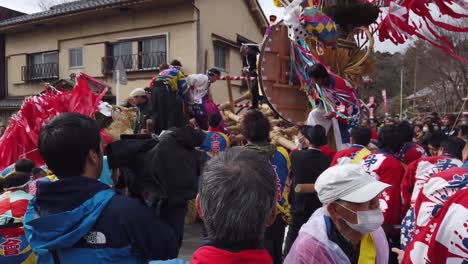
(191, 246), (272, 264)
(320, 146), (336, 161)
(400, 156), (462, 216)
(399, 142), (427, 165)
(330, 145), (364, 166)
(361, 151), (405, 225)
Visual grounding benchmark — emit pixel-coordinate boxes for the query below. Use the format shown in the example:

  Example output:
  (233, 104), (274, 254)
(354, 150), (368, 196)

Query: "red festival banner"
(381, 90), (388, 116)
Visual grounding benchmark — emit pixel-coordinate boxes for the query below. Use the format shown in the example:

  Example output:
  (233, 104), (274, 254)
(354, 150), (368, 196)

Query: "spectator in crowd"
(129, 88), (152, 134)
(398, 121), (427, 165)
(429, 112), (442, 127)
(293, 125), (310, 151)
(393, 115), (401, 124)
(369, 118), (379, 143)
(15, 159), (35, 175)
(360, 125), (405, 263)
(285, 164), (390, 264)
(331, 126), (372, 166)
(420, 122), (434, 147)
(240, 110), (290, 264)
(191, 147), (277, 264)
(24, 113), (181, 263)
(400, 136), (465, 217)
(0, 125), (6, 137)
(283, 125), (330, 256)
(413, 124), (424, 141)
(426, 132), (447, 157)
(187, 68), (221, 130)
(200, 113), (230, 161)
(0, 172), (35, 263)
(441, 113), (459, 136)
(29, 167), (47, 196)
(457, 124), (468, 142)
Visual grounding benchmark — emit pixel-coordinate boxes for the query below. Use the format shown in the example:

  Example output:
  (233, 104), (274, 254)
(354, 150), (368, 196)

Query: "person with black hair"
(283, 125), (330, 257)
(15, 159), (35, 174)
(24, 112), (181, 263)
(330, 126), (372, 166)
(200, 113), (230, 160)
(361, 125), (405, 262)
(0, 172), (34, 263)
(426, 131), (446, 156)
(240, 110), (290, 264)
(187, 68), (221, 130)
(241, 44), (261, 109)
(306, 64), (357, 147)
(150, 59), (189, 134)
(398, 121), (427, 165)
(457, 124), (468, 142)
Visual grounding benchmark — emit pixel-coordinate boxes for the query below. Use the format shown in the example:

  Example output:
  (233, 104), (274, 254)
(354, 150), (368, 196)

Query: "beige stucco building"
(0, 0), (267, 124)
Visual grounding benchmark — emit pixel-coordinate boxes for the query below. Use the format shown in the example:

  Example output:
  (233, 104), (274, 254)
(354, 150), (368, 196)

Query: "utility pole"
(400, 67), (404, 118)
(413, 57), (418, 114)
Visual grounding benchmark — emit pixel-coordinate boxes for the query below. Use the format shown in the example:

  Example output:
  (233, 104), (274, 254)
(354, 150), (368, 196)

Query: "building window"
(104, 36), (168, 74)
(69, 47), (83, 68)
(112, 42), (133, 70)
(141, 36), (167, 69)
(22, 51), (59, 81)
(214, 45), (227, 70)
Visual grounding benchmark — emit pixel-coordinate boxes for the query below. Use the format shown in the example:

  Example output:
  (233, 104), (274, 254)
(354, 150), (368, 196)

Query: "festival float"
(220, 0), (467, 150)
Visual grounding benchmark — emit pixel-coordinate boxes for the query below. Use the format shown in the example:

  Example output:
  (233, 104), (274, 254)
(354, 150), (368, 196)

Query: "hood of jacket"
(162, 126), (206, 149)
(245, 143), (277, 159)
(24, 177), (116, 253)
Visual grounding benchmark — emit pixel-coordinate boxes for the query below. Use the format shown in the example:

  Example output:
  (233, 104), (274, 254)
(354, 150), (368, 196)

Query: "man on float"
(240, 44), (261, 109)
(306, 63), (358, 150)
(187, 68), (221, 130)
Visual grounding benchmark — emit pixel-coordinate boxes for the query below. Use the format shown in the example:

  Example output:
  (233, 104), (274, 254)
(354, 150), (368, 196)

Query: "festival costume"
(403, 188), (468, 263)
(360, 150), (405, 227)
(191, 245), (272, 264)
(150, 68), (189, 134)
(200, 128), (230, 161)
(399, 142), (427, 165)
(0, 190), (35, 264)
(401, 156), (462, 218)
(330, 144), (367, 166)
(401, 165), (467, 250)
(284, 208), (389, 264)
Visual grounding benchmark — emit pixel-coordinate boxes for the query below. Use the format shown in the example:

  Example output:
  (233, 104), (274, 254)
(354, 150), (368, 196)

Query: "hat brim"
(340, 181), (391, 203)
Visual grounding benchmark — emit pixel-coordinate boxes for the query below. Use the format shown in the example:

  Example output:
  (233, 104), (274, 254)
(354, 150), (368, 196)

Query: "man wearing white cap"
(284, 164), (390, 264)
(129, 88), (151, 134)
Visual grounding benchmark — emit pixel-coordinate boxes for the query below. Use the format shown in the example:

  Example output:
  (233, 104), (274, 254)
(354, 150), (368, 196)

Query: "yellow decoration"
(273, 0), (284, 7)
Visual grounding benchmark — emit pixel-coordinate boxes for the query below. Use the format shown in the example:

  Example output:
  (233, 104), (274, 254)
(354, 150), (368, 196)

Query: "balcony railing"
(21, 63), (59, 82)
(102, 52), (167, 75)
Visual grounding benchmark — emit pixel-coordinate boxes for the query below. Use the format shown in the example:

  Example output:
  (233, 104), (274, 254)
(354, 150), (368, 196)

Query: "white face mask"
(338, 203), (384, 234)
(423, 127), (429, 132)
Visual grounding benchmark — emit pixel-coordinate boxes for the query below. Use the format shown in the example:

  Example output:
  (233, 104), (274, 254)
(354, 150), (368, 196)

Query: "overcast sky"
(0, 0), (411, 53)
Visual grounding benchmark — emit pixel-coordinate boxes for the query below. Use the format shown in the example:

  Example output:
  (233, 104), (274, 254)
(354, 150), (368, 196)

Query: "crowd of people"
(0, 55), (466, 264)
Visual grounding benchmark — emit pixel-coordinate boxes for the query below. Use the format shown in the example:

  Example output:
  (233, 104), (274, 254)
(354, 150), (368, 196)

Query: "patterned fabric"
(330, 145), (365, 166)
(399, 142), (428, 165)
(200, 130), (230, 161)
(400, 167), (467, 249)
(271, 147), (291, 223)
(360, 151), (405, 225)
(153, 68), (189, 98)
(300, 7), (337, 48)
(401, 156), (462, 217)
(403, 188), (468, 263)
(0, 190), (35, 264)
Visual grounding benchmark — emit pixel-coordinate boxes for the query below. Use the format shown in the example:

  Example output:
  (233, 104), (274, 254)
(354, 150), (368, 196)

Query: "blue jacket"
(24, 176), (180, 264)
